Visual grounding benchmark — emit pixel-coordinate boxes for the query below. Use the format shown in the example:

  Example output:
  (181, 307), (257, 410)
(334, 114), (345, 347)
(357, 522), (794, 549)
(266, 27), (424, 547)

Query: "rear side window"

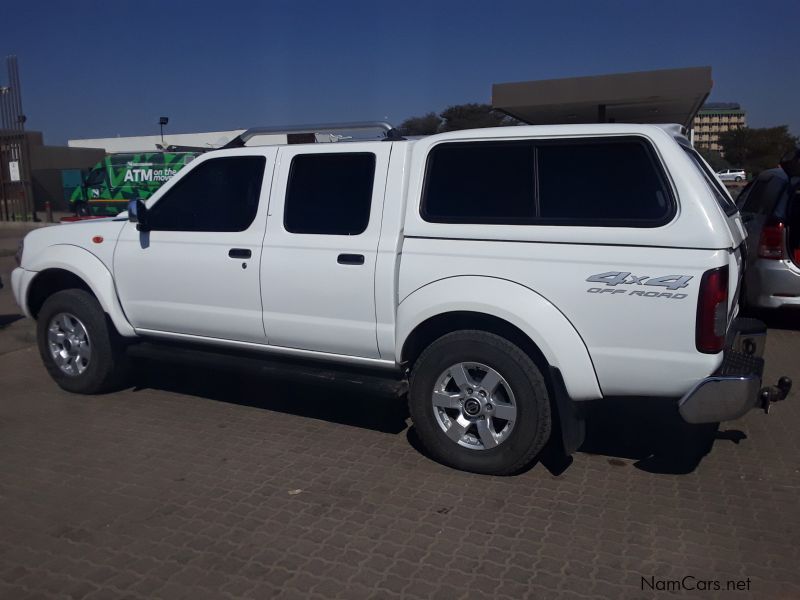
(422, 142), (535, 223)
(537, 140), (672, 224)
(421, 137), (674, 226)
(682, 147), (738, 216)
(147, 156), (266, 232)
(285, 153), (376, 235)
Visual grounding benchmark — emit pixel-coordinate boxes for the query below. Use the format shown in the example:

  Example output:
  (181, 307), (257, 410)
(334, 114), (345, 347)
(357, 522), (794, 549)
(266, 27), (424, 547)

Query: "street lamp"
(159, 116), (169, 144)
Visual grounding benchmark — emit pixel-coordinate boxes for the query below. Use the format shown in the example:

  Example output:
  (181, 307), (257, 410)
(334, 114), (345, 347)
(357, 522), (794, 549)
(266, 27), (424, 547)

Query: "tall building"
(691, 102), (746, 152)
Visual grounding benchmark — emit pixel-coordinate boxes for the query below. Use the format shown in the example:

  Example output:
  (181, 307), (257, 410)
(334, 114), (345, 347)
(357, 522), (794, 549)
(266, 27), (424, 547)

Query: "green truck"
(66, 152), (199, 219)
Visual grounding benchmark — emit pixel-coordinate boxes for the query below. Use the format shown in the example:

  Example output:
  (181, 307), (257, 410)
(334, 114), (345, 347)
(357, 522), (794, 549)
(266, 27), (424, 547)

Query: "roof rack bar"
(222, 121), (401, 148)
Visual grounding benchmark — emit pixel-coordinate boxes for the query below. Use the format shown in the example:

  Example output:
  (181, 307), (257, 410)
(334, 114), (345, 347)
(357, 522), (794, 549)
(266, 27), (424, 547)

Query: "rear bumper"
(678, 318), (778, 424)
(746, 258), (800, 309)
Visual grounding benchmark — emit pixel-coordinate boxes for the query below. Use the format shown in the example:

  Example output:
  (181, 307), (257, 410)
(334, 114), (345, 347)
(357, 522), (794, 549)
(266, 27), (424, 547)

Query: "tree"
(398, 103), (521, 136)
(698, 148), (729, 172)
(399, 112), (442, 136)
(718, 126), (798, 176)
(439, 103), (518, 132)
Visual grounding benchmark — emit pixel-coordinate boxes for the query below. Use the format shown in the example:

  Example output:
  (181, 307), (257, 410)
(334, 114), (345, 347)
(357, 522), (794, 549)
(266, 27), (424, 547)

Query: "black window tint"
(741, 174), (787, 216)
(682, 147), (738, 216)
(422, 142), (535, 223)
(285, 153), (375, 235)
(740, 178), (770, 213)
(147, 156), (265, 232)
(537, 140), (673, 224)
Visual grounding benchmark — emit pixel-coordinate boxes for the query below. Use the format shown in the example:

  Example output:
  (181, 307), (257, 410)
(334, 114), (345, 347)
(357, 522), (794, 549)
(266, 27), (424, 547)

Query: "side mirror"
(127, 198), (150, 231)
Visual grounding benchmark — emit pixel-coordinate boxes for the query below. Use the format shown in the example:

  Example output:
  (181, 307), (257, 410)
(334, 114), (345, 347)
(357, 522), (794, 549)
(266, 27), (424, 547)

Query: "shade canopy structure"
(492, 67), (712, 128)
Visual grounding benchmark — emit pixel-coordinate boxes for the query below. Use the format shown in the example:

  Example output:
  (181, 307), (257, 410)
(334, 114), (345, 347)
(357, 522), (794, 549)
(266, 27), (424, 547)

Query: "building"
(492, 67), (712, 129)
(68, 129), (286, 153)
(690, 102), (746, 152)
(1, 130), (104, 217)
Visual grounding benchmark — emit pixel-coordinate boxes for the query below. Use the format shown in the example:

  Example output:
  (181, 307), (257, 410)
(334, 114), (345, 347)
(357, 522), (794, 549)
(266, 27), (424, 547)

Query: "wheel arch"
(396, 276), (602, 401)
(402, 311), (549, 373)
(25, 245), (136, 337)
(28, 268), (94, 318)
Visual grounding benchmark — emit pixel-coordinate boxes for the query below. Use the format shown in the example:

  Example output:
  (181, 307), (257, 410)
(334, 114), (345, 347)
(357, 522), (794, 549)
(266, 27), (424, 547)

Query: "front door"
(260, 143), (391, 358)
(113, 151), (275, 343)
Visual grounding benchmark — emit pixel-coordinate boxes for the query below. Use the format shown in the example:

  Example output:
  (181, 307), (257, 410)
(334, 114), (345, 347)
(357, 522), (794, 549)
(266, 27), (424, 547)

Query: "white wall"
(67, 130), (285, 153)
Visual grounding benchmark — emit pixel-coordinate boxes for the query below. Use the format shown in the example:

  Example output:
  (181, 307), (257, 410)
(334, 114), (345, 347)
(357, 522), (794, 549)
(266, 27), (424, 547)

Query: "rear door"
(260, 143), (390, 359)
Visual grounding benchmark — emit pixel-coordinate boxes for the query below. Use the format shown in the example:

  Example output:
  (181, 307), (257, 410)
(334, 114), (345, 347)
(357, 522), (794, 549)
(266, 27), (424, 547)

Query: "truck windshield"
(84, 168), (106, 187)
(682, 147), (739, 216)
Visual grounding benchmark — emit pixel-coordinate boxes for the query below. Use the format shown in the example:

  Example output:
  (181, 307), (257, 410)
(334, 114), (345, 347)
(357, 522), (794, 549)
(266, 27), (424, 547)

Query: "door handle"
(229, 248), (252, 259)
(337, 253), (365, 265)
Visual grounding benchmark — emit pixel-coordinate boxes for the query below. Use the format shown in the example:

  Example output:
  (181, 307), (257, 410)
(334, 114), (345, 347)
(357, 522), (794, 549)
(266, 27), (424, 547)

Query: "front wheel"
(408, 330), (551, 475)
(735, 176), (743, 182)
(37, 289), (129, 394)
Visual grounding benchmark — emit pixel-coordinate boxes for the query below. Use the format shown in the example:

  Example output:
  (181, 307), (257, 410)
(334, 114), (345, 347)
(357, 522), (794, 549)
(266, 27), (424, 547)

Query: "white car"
(717, 168), (747, 182)
(10, 122), (791, 475)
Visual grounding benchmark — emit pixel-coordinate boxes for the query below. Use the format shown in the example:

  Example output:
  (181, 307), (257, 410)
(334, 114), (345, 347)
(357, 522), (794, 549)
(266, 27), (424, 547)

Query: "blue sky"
(2, 0), (798, 144)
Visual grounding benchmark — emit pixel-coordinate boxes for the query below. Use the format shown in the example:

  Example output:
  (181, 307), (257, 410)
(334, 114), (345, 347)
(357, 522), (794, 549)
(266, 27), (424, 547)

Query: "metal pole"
(0, 88), (8, 220)
(0, 74), (15, 221)
(9, 56), (33, 221)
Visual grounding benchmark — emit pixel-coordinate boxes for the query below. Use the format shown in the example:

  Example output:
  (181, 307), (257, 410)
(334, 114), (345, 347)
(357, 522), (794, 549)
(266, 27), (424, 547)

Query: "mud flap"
(548, 367), (586, 455)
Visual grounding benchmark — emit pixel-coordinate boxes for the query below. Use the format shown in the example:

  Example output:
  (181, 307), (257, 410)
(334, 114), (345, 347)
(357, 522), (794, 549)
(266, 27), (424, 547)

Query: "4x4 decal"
(586, 271), (693, 299)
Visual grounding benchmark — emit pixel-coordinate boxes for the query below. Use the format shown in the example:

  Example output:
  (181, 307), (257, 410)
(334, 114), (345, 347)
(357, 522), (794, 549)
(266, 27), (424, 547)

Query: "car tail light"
(696, 266), (729, 354)
(758, 218), (786, 259)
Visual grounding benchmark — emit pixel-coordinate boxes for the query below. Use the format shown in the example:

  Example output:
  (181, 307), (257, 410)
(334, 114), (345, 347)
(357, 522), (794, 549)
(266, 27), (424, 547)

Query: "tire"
(36, 289), (129, 394)
(408, 330), (551, 475)
(735, 176), (743, 182)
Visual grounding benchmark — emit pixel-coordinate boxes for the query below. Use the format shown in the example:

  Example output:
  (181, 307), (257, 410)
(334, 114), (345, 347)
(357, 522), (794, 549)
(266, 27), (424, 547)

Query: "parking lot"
(1, 227), (799, 599)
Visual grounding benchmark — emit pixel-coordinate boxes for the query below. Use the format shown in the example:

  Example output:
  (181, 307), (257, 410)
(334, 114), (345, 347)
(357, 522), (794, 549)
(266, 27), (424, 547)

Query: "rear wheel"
(735, 176), (743, 182)
(37, 289), (129, 394)
(409, 330), (551, 475)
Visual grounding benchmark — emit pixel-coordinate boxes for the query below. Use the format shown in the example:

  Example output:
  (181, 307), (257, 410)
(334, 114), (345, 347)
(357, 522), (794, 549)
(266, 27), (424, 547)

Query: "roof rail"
(222, 121), (404, 148)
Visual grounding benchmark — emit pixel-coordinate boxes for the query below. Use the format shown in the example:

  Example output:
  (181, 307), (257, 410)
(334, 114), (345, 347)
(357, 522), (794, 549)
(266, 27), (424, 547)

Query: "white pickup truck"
(11, 122), (791, 474)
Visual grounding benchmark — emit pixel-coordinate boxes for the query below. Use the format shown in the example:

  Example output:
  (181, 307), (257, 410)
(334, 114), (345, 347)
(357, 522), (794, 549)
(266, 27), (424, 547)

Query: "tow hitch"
(759, 376), (792, 413)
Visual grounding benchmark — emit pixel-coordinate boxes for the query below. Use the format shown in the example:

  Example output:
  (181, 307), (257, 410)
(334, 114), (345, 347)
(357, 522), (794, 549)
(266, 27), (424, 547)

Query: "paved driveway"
(1, 228), (799, 599)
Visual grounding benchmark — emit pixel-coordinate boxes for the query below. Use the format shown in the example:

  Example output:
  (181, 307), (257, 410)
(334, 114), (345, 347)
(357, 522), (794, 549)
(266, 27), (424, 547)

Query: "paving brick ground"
(1, 230), (799, 599)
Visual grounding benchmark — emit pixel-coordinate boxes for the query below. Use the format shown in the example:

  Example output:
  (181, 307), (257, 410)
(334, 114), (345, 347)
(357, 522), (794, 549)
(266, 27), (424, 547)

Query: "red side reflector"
(696, 266), (729, 354)
(758, 219), (786, 259)
(92, 236), (104, 244)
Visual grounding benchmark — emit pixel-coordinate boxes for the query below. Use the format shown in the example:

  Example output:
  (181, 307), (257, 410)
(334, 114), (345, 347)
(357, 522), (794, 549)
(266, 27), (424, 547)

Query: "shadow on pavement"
(741, 307), (799, 331)
(0, 314), (23, 328)
(130, 352), (410, 435)
(126, 345), (749, 476)
(578, 397), (740, 475)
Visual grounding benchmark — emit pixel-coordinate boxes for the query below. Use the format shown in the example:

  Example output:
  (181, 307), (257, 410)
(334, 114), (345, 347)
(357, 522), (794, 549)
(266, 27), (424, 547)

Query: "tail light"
(696, 266), (729, 354)
(758, 218), (786, 259)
